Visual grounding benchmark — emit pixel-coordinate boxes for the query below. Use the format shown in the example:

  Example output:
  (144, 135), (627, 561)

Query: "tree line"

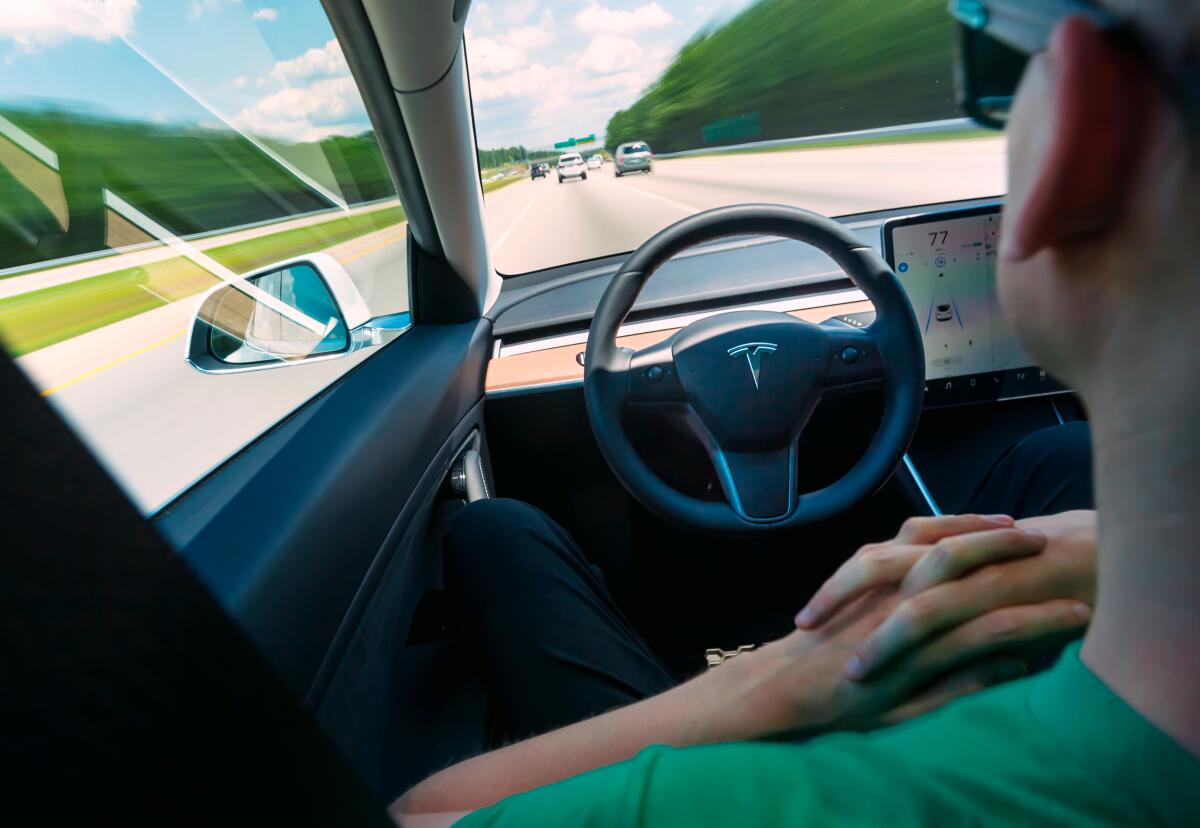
(605, 0), (961, 154)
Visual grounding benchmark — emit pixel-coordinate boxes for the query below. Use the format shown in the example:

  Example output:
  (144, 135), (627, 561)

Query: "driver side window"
(0, 0), (409, 514)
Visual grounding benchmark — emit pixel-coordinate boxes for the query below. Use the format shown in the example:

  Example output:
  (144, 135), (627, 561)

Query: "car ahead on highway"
(614, 142), (652, 176)
(557, 152), (587, 183)
(531, 163), (545, 179)
(5, 1), (1107, 824)
(586, 154), (603, 169)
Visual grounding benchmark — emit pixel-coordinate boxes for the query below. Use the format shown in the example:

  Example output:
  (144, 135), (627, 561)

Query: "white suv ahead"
(557, 153), (587, 183)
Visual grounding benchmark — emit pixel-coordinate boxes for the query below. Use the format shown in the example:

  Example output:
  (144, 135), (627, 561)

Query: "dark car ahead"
(531, 163), (545, 179)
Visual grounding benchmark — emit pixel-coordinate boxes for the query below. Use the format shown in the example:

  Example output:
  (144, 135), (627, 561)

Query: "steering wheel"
(583, 204), (924, 533)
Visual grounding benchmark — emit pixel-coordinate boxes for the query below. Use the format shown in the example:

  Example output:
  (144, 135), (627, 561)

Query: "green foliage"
(0, 205), (405, 356)
(0, 108), (398, 271)
(478, 146), (563, 169)
(605, 0), (959, 153)
(477, 145), (530, 168)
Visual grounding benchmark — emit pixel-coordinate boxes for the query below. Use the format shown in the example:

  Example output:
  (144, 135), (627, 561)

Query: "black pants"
(445, 422), (1094, 743)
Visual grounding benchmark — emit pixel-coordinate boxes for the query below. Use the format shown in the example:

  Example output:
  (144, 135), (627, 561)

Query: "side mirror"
(186, 253), (408, 374)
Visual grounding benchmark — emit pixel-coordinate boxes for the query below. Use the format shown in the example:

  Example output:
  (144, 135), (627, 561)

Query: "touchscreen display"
(884, 208), (1064, 405)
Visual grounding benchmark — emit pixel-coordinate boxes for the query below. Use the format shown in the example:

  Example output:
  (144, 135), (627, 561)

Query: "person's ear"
(1003, 15), (1158, 262)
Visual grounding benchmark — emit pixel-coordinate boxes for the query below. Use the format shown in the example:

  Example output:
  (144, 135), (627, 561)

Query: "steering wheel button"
(840, 346), (860, 364)
(647, 366), (664, 383)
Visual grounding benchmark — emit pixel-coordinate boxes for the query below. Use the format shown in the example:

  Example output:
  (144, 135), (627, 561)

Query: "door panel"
(156, 319), (490, 705)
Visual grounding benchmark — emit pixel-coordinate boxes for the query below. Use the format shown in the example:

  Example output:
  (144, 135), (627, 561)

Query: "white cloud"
(466, 34), (528, 76)
(577, 35), (642, 75)
(233, 76), (363, 141)
(470, 63), (560, 102)
(231, 37), (365, 141)
(575, 2), (675, 35)
(502, 25), (555, 51)
(580, 70), (644, 96)
(504, 0), (537, 23)
(251, 7), (279, 22)
(465, 21), (556, 77)
(188, 0), (241, 20)
(270, 38), (348, 83)
(0, 0), (139, 50)
(231, 74), (248, 88)
(189, 1), (205, 18)
(471, 1), (494, 29)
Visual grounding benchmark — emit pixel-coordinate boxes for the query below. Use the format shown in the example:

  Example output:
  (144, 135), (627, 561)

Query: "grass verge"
(482, 175), (527, 194)
(0, 205), (405, 357)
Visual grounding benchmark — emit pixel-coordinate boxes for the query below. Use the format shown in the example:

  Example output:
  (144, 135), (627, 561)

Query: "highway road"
(10, 136), (1004, 514)
(485, 137), (1005, 274)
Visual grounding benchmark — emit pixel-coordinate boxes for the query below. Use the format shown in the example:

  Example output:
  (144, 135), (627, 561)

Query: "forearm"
(394, 657), (762, 817)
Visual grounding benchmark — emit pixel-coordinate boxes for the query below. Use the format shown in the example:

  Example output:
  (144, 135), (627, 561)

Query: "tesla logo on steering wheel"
(727, 342), (778, 391)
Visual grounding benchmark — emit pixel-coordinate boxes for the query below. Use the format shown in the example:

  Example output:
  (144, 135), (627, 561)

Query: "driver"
(398, 1), (1200, 823)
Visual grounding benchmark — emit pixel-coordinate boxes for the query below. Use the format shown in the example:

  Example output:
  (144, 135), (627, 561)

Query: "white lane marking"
(621, 182), (703, 214)
(492, 187), (543, 256)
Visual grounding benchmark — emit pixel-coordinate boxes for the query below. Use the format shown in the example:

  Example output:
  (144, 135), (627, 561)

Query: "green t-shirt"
(457, 644), (1200, 826)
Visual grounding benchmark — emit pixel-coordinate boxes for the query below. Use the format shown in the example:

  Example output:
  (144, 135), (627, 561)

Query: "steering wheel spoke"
(821, 324), (885, 397)
(626, 337), (687, 403)
(712, 443), (798, 522)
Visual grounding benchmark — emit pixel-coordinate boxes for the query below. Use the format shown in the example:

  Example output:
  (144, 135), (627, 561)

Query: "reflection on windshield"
(468, 0), (1007, 274)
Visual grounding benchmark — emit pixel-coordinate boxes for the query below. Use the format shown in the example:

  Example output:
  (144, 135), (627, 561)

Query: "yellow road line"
(336, 231), (405, 264)
(41, 329), (185, 397)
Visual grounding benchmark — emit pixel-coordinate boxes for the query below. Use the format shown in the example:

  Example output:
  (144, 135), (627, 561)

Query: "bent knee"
(1018, 422), (1093, 473)
(443, 498), (558, 584)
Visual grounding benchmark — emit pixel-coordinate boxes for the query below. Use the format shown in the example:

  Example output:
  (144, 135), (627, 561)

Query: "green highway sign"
(553, 134), (596, 149)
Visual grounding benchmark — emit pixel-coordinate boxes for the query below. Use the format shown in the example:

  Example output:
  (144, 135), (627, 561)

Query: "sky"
(0, 0), (372, 142)
(0, 0), (750, 149)
(465, 0), (752, 150)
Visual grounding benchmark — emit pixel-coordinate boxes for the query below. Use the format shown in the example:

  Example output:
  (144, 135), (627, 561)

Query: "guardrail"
(0, 196), (400, 281)
(653, 118), (979, 159)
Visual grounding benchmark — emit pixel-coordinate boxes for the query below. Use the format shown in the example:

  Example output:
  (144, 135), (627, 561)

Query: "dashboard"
(485, 198), (1068, 408)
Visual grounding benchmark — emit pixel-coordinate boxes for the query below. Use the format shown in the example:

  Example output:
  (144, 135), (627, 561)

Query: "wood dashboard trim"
(485, 299), (874, 392)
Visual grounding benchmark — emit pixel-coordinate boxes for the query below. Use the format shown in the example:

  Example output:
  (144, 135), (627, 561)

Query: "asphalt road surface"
(485, 137), (1005, 274)
(12, 136), (1004, 513)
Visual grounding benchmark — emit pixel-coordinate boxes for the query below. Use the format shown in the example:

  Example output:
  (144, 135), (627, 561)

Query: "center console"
(881, 205), (1067, 407)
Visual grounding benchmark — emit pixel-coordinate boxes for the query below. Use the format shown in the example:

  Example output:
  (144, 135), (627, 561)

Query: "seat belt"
(0, 345), (394, 824)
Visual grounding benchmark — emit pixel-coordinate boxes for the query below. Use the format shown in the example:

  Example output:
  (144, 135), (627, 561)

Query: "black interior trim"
(305, 403), (483, 708)
(411, 232), (485, 324)
(2, 305), (390, 825)
(321, 0), (442, 259)
(157, 319), (492, 697)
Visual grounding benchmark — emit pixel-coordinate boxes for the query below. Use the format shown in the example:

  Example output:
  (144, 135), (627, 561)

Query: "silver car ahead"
(614, 142), (652, 176)
(557, 152), (587, 183)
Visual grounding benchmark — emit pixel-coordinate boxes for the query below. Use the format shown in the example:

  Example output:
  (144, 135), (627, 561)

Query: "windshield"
(467, 0), (1006, 274)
